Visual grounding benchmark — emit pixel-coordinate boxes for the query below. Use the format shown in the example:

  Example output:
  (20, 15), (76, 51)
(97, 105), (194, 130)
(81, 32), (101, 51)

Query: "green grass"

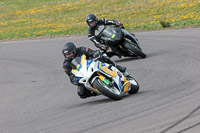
(0, 0), (200, 40)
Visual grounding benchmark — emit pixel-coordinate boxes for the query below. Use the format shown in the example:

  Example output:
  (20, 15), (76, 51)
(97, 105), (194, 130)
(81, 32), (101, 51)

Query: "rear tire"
(124, 41), (146, 58)
(93, 78), (121, 100)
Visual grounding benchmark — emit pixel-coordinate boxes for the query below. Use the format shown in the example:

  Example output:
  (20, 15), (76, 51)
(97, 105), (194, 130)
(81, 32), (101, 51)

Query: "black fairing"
(95, 25), (124, 46)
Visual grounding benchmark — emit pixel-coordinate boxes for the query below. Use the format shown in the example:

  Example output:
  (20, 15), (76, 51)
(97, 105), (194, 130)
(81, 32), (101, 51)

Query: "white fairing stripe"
(108, 20), (114, 23)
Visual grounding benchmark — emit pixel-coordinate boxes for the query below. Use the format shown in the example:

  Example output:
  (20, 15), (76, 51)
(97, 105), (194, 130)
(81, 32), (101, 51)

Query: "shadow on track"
(64, 91), (148, 112)
(64, 97), (114, 110)
(113, 52), (158, 63)
(114, 57), (141, 63)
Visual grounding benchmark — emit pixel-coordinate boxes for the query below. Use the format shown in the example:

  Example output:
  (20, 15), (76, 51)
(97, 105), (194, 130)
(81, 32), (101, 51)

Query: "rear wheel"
(124, 41), (146, 58)
(93, 78), (122, 100)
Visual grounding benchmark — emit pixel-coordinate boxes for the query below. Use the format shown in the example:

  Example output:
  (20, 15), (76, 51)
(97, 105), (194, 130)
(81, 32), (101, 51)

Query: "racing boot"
(116, 65), (126, 73)
(77, 85), (97, 99)
(77, 85), (87, 99)
(105, 52), (115, 58)
(106, 52), (122, 58)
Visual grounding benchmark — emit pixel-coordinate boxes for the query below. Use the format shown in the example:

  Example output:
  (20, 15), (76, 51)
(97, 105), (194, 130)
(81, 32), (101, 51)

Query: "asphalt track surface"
(0, 28), (200, 133)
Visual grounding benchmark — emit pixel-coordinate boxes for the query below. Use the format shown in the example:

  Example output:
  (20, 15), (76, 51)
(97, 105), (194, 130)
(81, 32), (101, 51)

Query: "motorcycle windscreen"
(95, 25), (106, 37)
(71, 56), (81, 70)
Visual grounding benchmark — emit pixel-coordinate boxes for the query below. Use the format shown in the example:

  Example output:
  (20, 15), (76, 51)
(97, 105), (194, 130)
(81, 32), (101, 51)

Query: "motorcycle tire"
(93, 78), (122, 100)
(128, 78), (139, 94)
(124, 41), (146, 58)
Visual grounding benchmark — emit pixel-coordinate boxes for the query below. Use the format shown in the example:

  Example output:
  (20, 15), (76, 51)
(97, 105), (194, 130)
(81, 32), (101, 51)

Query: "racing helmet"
(86, 14), (98, 28)
(62, 42), (77, 60)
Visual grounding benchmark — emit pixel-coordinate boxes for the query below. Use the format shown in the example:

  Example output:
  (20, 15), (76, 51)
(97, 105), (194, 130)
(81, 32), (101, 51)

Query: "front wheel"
(128, 78), (139, 94)
(93, 78), (122, 100)
(124, 41), (146, 58)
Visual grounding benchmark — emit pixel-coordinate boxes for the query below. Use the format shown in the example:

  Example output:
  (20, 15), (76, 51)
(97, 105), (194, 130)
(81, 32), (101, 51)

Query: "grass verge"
(0, 0), (200, 40)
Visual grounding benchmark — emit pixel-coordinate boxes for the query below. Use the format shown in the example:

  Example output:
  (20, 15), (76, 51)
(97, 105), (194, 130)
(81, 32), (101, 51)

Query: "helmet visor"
(88, 21), (96, 27)
(65, 52), (74, 58)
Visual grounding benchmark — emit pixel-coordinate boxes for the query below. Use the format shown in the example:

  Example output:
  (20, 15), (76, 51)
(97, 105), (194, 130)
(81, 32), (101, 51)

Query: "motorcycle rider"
(62, 42), (131, 99)
(86, 14), (139, 58)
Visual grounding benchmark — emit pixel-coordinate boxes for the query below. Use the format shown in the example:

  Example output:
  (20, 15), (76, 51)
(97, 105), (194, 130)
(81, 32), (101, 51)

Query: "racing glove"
(93, 50), (102, 59)
(115, 21), (123, 27)
(69, 74), (78, 85)
(100, 44), (108, 51)
(116, 21), (125, 29)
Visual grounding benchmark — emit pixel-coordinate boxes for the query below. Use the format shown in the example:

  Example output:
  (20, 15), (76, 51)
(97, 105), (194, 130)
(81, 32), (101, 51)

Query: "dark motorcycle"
(95, 25), (146, 58)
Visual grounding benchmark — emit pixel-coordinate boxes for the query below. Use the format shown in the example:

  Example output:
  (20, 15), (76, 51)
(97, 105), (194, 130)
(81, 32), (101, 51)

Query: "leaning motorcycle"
(71, 54), (139, 100)
(95, 25), (146, 58)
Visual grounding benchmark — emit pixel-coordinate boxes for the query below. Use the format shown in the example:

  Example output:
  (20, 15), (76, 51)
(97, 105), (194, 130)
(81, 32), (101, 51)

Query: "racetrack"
(0, 28), (200, 133)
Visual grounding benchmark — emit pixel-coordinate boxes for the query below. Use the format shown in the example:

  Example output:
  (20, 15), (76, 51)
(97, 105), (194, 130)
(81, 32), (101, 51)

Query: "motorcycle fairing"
(122, 81), (130, 92)
(81, 55), (86, 67)
(98, 75), (110, 86)
(117, 76), (130, 93)
(98, 62), (117, 77)
(87, 59), (93, 70)
(75, 77), (83, 83)
(71, 54), (131, 95)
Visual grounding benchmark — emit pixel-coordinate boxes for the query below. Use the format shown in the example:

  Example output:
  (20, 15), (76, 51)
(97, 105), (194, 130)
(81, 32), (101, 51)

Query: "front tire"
(128, 79), (139, 94)
(124, 41), (146, 58)
(93, 78), (122, 100)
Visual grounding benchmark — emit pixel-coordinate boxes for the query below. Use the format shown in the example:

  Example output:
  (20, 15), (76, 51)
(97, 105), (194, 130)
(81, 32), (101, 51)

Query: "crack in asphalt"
(177, 122), (200, 133)
(160, 105), (200, 133)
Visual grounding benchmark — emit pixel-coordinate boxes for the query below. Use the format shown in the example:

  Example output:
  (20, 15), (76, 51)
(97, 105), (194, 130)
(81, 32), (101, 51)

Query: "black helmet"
(62, 42), (77, 60)
(86, 14), (98, 28)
